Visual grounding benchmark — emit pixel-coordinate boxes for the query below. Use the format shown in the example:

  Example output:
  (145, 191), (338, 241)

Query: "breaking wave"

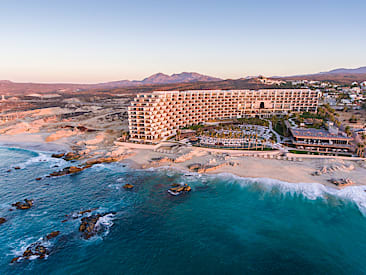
(213, 172), (366, 216)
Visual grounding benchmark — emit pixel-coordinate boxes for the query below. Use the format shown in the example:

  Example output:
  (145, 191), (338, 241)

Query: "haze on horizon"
(1, 0), (365, 84)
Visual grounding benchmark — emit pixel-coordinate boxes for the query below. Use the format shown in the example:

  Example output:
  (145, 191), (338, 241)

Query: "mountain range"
(0, 67), (365, 94)
(321, 66), (366, 75)
(282, 66), (366, 83)
(96, 72), (222, 88)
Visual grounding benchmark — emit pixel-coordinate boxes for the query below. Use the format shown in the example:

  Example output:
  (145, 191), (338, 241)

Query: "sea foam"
(146, 166), (366, 216)
(214, 172), (366, 215)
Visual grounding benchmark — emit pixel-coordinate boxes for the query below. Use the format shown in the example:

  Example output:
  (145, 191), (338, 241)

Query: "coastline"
(1, 133), (365, 189)
(0, 133), (70, 152)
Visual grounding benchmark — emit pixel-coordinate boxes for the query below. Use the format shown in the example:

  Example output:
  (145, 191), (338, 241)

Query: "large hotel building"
(128, 89), (320, 142)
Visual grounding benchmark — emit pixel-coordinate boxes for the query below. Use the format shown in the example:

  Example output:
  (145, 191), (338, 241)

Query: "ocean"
(1, 146), (366, 274)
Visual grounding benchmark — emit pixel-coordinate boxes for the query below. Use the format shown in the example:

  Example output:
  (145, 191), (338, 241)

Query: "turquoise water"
(1, 146), (366, 274)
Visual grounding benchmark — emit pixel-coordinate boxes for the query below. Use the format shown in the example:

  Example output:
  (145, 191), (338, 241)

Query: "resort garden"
(195, 122), (275, 150)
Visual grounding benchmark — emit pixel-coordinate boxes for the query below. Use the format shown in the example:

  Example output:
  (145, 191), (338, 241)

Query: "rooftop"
(290, 128), (352, 141)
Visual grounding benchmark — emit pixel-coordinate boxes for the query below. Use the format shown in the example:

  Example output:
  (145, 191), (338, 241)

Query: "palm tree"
(357, 143), (365, 157)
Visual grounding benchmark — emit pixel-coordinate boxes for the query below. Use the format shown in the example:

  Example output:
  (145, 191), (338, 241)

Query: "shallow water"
(1, 146), (366, 274)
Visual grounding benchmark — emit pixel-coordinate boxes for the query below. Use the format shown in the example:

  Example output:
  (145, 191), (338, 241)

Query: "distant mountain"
(0, 72), (222, 94)
(1, 67), (365, 95)
(141, 72), (222, 84)
(97, 72), (222, 88)
(321, 66), (366, 75)
(280, 66), (366, 83)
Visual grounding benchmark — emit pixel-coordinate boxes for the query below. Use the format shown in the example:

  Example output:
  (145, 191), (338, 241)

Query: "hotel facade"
(128, 89), (320, 141)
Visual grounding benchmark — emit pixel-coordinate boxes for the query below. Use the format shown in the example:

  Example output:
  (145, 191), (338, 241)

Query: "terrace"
(289, 127), (354, 155)
(197, 124), (274, 150)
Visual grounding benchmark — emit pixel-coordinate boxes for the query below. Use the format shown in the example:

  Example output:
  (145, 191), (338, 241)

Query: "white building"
(128, 89), (320, 142)
(361, 81), (366, 91)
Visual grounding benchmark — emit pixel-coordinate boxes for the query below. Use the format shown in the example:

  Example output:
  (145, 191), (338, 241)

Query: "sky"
(0, 0), (365, 83)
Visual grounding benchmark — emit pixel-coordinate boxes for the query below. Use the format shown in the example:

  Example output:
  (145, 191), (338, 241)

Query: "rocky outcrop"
(85, 156), (120, 165)
(188, 162), (237, 173)
(49, 166), (85, 177)
(142, 157), (173, 168)
(328, 178), (355, 187)
(78, 208), (98, 216)
(313, 163), (355, 176)
(49, 156), (121, 177)
(10, 231), (61, 263)
(78, 213), (114, 239)
(188, 163), (202, 172)
(123, 183), (134, 189)
(168, 183), (191, 196)
(46, 231), (60, 240)
(62, 208), (99, 223)
(63, 152), (81, 161)
(12, 199), (33, 210)
(0, 217), (6, 224)
(51, 153), (65, 158)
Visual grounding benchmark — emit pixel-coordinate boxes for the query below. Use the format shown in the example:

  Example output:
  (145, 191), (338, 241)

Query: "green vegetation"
(349, 115), (358, 123)
(270, 116), (289, 137)
(345, 126), (352, 137)
(237, 117), (269, 127)
(317, 104), (341, 127)
(300, 112), (323, 119)
(182, 124), (204, 131)
(288, 150), (310, 154)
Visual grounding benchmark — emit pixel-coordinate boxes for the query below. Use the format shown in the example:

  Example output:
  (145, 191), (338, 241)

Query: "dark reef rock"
(62, 208), (99, 222)
(79, 214), (102, 239)
(123, 183), (134, 189)
(48, 156), (120, 178)
(78, 213), (114, 239)
(49, 166), (85, 177)
(168, 184), (191, 196)
(12, 199), (33, 210)
(10, 230), (61, 263)
(51, 153), (65, 158)
(46, 231), (60, 240)
(63, 152), (81, 161)
(0, 217), (6, 224)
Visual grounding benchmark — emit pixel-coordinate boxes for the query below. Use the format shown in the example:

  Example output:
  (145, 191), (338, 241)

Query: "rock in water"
(46, 231), (60, 240)
(78, 213), (114, 239)
(10, 256), (20, 263)
(0, 217), (6, 224)
(12, 199), (34, 210)
(123, 183), (134, 189)
(49, 166), (86, 177)
(63, 152), (81, 161)
(68, 166), (84, 173)
(51, 153), (65, 158)
(10, 231), (61, 263)
(168, 184), (191, 196)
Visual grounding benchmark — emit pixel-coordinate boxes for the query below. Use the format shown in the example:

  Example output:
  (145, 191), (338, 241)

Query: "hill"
(0, 72), (222, 94)
(280, 66), (366, 83)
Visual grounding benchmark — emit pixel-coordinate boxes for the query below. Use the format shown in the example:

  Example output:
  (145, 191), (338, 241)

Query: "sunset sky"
(1, 0), (365, 83)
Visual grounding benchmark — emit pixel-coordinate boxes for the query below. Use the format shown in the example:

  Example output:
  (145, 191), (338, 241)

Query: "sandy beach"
(116, 142), (366, 188)
(0, 129), (365, 188)
(0, 133), (70, 152)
